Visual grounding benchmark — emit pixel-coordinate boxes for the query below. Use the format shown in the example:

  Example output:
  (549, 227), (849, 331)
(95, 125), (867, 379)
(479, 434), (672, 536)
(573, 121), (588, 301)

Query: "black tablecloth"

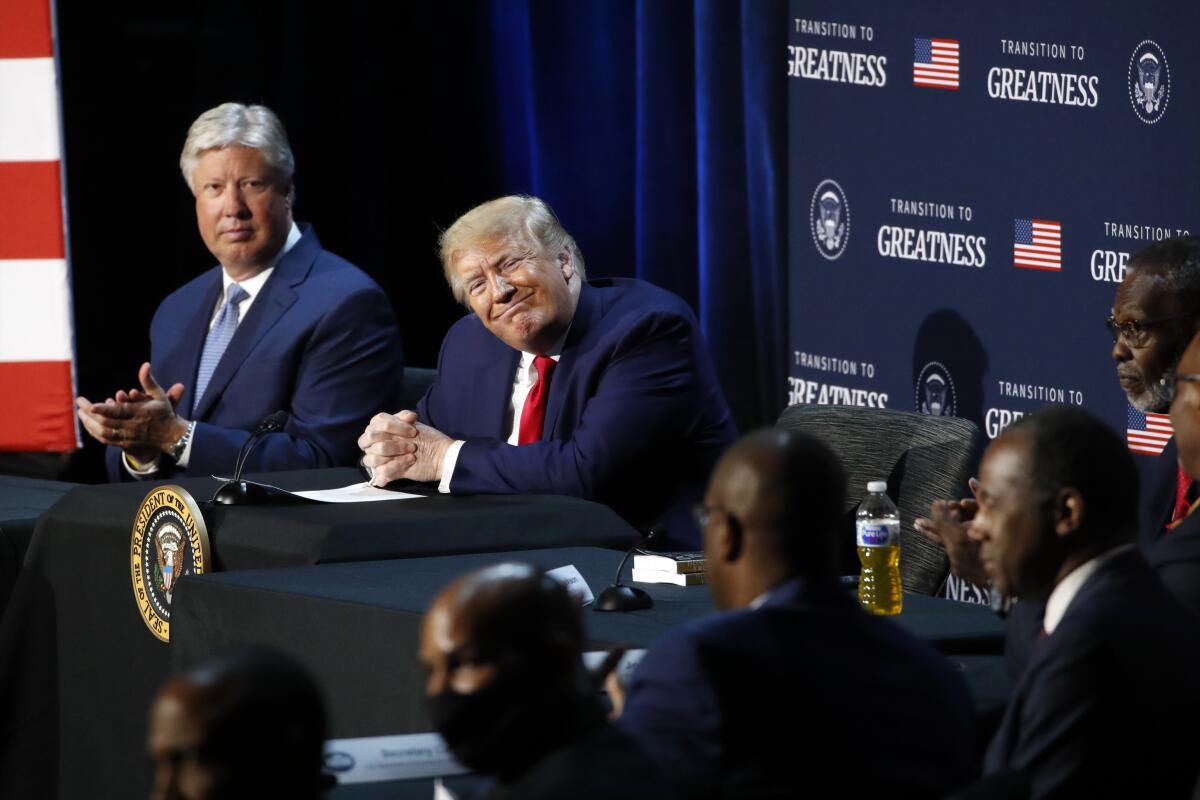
(0, 475), (76, 617)
(171, 547), (1010, 742)
(0, 469), (638, 800)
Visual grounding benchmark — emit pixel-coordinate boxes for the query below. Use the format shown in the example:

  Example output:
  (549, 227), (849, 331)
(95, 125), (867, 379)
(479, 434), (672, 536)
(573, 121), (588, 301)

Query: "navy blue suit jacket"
(1147, 506), (1200, 620)
(984, 549), (1200, 797)
(618, 578), (978, 799)
(418, 278), (735, 542)
(106, 224), (403, 480)
(1135, 437), (1178, 548)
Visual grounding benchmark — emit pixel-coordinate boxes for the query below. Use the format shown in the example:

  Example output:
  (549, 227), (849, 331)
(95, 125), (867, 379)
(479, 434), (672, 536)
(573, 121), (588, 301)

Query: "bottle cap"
(867, 480), (888, 493)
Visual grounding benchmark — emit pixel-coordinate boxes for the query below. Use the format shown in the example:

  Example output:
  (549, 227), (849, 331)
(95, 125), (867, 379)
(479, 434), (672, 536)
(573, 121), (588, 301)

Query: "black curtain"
(483, 0), (789, 432)
(53, 0), (786, 483)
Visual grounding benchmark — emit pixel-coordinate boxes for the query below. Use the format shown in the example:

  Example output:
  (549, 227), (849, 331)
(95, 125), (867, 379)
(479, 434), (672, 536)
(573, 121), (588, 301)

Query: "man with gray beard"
(1107, 236), (1200, 543)
(917, 236), (1200, 591)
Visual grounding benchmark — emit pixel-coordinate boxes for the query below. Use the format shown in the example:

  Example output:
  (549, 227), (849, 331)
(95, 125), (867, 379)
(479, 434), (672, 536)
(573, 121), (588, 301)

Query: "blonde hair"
(438, 196), (585, 304)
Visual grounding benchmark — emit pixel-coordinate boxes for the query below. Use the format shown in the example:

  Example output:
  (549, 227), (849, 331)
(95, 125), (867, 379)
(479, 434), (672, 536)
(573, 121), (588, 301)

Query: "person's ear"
(558, 248), (575, 282)
(1053, 487), (1084, 538)
(715, 512), (744, 564)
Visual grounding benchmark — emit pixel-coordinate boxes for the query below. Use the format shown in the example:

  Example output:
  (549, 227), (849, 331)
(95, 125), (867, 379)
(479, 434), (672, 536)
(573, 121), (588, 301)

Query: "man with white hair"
(77, 103), (402, 480)
(358, 195), (734, 543)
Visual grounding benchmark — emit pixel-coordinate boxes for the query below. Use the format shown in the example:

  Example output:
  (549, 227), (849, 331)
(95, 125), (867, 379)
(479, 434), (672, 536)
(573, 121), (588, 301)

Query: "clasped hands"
(76, 362), (189, 464)
(358, 410), (453, 486)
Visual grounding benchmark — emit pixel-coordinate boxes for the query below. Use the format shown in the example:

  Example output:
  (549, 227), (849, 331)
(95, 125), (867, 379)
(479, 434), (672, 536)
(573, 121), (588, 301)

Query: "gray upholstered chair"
(398, 367), (437, 410)
(775, 404), (983, 595)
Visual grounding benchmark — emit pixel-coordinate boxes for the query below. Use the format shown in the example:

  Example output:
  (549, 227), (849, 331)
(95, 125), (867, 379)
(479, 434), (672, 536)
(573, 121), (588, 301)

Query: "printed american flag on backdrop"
(1127, 406), (1173, 456)
(913, 38), (960, 89)
(1013, 219), (1062, 271)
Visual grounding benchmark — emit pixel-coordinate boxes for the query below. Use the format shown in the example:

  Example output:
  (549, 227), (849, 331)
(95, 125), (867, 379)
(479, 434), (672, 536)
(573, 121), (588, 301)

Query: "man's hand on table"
(76, 362), (189, 463)
(914, 477), (992, 589)
(358, 410), (453, 486)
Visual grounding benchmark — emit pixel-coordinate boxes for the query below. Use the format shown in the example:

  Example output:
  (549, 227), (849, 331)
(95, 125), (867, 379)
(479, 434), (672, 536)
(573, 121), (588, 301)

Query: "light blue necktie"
(194, 283), (249, 407)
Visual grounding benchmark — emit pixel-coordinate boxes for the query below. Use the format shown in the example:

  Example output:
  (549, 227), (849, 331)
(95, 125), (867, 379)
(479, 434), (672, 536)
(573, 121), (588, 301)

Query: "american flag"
(1013, 219), (1062, 271)
(913, 38), (960, 89)
(1127, 406), (1173, 456)
(0, 0), (79, 452)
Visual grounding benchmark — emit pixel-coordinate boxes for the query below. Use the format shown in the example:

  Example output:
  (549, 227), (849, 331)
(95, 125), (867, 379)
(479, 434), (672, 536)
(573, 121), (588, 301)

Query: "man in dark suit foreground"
(612, 429), (977, 799)
(359, 195), (734, 543)
(147, 648), (328, 800)
(1149, 328), (1200, 618)
(77, 102), (402, 481)
(419, 563), (674, 799)
(969, 407), (1200, 797)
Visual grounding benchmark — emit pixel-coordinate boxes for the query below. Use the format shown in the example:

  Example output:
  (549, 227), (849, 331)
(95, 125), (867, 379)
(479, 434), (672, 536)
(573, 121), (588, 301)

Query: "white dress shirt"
(437, 330), (569, 493)
(1042, 544), (1134, 634)
(124, 223), (302, 476)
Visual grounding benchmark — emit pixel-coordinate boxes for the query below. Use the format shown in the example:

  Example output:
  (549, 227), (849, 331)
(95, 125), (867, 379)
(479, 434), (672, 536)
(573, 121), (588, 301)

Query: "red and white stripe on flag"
(0, 0), (78, 451)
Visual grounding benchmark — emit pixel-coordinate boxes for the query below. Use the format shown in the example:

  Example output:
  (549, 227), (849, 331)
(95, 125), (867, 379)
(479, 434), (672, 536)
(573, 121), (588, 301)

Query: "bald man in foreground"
(419, 564), (674, 799)
(146, 649), (328, 800)
(613, 429), (977, 799)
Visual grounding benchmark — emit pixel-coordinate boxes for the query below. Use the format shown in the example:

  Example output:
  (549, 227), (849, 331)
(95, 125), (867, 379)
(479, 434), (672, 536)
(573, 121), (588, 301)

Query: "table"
(0, 475), (76, 617)
(170, 546), (1012, 794)
(0, 469), (638, 800)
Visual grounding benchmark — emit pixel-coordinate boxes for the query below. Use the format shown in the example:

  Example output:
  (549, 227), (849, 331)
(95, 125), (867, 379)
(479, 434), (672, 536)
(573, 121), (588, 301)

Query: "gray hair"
(179, 103), (295, 199)
(438, 195), (586, 305)
(1126, 236), (1200, 297)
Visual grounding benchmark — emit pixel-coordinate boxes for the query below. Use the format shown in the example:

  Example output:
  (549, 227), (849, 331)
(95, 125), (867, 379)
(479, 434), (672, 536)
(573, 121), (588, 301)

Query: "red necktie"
(1170, 465), (1194, 525)
(518, 356), (556, 445)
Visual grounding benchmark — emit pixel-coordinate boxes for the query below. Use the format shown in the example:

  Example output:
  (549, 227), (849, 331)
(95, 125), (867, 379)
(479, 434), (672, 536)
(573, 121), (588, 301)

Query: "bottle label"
(856, 520), (899, 547)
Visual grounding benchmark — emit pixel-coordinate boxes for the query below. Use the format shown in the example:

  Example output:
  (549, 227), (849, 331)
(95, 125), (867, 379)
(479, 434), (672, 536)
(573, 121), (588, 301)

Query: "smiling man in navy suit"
(358, 195), (734, 542)
(76, 103), (402, 480)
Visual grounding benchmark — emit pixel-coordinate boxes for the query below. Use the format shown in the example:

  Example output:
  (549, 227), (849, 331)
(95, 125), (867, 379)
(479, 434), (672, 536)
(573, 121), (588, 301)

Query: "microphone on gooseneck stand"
(594, 527), (667, 613)
(211, 410), (289, 505)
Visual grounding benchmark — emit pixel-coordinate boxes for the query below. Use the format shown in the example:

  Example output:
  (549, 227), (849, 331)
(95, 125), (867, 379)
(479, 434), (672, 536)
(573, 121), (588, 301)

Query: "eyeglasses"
(1171, 373), (1200, 393)
(1105, 312), (1196, 348)
(692, 504), (726, 529)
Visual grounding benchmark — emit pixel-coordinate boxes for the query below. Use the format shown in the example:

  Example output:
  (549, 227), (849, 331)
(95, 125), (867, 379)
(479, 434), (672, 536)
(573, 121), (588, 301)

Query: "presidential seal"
(810, 179), (850, 260)
(130, 485), (210, 642)
(915, 361), (957, 417)
(1128, 40), (1169, 125)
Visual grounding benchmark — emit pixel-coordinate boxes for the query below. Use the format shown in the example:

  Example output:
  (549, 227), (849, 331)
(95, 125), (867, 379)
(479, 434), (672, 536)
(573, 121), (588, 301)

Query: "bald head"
(702, 430), (845, 608)
(147, 649), (327, 800)
(420, 564), (583, 698)
(419, 564), (597, 781)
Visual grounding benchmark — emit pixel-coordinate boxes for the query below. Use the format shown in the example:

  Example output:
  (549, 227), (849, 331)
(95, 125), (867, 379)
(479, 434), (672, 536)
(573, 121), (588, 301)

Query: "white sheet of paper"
(322, 732), (468, 784)
(289, 482), (425, 503)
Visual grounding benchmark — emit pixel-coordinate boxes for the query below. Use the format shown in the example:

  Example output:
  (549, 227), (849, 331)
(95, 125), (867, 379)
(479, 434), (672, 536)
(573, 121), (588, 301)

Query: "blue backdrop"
(788, 1), (1197, 449)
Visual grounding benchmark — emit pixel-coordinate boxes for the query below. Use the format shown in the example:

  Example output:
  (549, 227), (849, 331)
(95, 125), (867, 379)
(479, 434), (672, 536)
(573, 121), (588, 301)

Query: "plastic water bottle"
(856, 480), (902, 615)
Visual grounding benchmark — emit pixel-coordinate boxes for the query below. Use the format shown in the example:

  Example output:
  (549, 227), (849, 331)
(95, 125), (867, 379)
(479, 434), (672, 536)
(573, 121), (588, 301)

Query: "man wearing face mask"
(418, 564), (675, 799)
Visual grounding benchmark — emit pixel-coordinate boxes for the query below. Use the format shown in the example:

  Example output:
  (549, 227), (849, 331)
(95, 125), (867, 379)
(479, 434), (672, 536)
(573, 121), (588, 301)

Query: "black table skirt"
(0, 469), (639, 800)
(0, 475), (77, 618)
(170, 547), (1010, 742)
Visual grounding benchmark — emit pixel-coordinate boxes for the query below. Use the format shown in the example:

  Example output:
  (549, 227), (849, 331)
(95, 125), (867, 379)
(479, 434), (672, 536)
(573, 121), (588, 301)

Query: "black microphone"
(212, 410), (288, 505)
(594, 528), (665, 613)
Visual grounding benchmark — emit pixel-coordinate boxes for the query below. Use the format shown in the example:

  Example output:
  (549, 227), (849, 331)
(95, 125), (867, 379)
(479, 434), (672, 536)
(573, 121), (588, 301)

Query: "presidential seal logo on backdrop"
(915, 361), (957, 416)
(1128, 40), (1169, 124)
(130, 485), (210, 642)
(810, 179), (850, 260)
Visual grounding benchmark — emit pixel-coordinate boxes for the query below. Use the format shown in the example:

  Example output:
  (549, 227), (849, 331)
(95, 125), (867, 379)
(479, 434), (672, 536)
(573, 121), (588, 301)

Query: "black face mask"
(427, 675), (549, 778)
